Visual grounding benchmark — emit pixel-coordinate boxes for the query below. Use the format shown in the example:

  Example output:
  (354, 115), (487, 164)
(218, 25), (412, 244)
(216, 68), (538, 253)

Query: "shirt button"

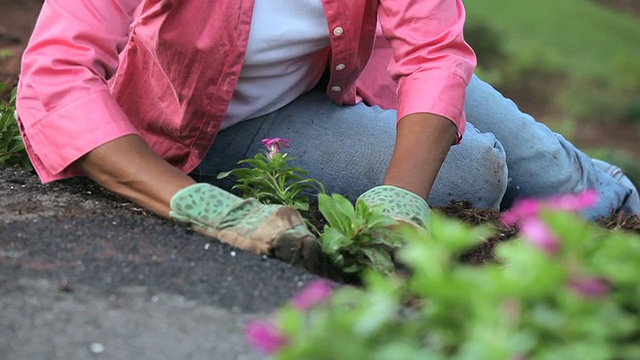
(335, 64), (346, 71)
(331, 86), (342, 92)
(333, 27), (344, 36)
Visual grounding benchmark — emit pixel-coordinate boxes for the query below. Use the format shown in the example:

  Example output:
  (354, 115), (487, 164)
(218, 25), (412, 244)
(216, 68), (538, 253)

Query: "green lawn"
(464, 0), (640, 89)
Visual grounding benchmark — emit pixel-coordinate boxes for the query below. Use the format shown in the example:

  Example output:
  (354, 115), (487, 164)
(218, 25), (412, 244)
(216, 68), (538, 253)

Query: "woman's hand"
(358, 185), (431, 231)
(170, 183), (325, 271)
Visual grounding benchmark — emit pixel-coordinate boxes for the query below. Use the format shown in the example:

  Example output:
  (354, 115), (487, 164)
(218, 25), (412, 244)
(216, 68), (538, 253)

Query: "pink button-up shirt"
(17, 0), (476, 183)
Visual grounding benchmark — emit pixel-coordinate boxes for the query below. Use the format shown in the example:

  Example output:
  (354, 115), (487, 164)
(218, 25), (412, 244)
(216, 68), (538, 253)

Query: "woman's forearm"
(75, 134), (196, 218)
(383, 113), (457, 199)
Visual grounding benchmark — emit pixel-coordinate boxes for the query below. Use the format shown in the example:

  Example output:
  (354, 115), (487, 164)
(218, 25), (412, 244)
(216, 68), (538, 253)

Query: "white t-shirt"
(221, 0), (331, 129)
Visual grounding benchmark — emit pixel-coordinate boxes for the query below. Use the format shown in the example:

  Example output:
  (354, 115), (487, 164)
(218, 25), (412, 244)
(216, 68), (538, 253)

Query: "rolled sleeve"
(16, 0), (141, 182)
(378, 0), (477, 141)
(20, 91), (138, 182)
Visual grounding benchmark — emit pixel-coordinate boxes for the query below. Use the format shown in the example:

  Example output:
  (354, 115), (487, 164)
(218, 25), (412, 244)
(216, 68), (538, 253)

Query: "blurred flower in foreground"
(246, 320), (288, 355)
(501, 190), (599, 255)
(261, 137), (291, 159)
(568, 276), (610, 299)
(519, 217), (559, 255)
(501, 189), (599, 226)
(290, 279), (333, 311)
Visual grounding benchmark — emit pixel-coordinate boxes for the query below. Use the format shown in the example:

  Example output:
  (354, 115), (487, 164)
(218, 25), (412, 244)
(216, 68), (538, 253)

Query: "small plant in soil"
(217, 137), (325, 214)
(0, 83), (32, 171)
(317, 193), (402, 276)
(219, 138), (407, 277)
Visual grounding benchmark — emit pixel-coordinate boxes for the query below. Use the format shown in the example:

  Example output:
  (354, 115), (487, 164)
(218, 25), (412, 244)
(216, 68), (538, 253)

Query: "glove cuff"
(358, 185), (430, 228)
(169, 183), (242, 224)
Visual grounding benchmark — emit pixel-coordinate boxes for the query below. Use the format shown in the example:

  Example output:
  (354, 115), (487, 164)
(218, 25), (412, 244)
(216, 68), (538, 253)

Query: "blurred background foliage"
(463, 0), (640, 185)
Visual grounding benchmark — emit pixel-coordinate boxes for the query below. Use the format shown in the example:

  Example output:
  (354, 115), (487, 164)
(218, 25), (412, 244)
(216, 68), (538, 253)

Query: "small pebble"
(230, 251), (236, 257)
(204, 243), (210, 250)
(89, 342), (104, 354)
(57, 279), (73, 293)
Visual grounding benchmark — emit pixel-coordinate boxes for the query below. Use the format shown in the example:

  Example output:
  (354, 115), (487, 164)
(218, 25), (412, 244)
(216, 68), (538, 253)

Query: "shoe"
(592, 159), (640, 216)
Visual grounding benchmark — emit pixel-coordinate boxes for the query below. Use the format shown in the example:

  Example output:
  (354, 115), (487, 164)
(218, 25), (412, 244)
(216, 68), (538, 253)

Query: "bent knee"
(429, 130), (508, 210)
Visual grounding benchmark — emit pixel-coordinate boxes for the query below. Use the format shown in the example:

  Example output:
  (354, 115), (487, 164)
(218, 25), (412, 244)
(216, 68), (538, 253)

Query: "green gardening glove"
(169, 183), (327, 272)
(357, 185), (430, 230)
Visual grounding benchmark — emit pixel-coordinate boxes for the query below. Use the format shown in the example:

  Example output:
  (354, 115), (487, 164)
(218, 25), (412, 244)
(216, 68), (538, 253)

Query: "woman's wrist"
(75, 134), (196, 218)
(382, 113), (456, 199)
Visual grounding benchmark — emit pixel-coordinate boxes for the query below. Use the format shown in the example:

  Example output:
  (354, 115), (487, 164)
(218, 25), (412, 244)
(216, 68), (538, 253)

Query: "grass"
(464, 0), (640, 187)
(464, 0), (640, 87)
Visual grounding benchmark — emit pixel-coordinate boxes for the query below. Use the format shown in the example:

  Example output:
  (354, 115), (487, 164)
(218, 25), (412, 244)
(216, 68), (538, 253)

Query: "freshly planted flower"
(317, 193), (401, 276)
(218, 138), (325, 214)
(261, 137), (291, 159)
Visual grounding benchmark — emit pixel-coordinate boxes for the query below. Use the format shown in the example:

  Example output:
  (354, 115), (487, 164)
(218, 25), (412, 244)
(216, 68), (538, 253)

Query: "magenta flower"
(261, 137), (291, 159)
(567, 276), (610, 299)
(519, 217), (559, 255)
(245, 320), (289, 355)
(501, 198), (540, 226)
(290, 279), (333, 311)
(501, 190), (599, 226)
(547, 189), (599, 212)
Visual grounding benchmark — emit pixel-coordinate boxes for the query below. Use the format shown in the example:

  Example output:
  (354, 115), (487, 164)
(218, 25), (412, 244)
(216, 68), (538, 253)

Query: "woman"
(16, 0), (639, 270)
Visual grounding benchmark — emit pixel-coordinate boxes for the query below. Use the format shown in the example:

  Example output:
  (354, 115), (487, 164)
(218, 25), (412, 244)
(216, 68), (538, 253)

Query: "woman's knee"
(428, 128), (508, 210)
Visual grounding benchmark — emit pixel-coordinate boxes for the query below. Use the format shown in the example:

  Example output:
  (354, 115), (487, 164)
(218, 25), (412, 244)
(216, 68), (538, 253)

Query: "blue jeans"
(192, 75), (636, 220)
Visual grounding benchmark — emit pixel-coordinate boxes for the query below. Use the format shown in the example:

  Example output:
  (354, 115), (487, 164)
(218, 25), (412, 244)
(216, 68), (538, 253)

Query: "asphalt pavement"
(0, 166), (326, 360)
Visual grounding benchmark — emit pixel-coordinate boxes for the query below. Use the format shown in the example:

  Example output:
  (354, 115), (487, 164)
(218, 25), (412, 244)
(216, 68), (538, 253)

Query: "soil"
(1, 0), (640, 270)
(0, 166), (309, 359)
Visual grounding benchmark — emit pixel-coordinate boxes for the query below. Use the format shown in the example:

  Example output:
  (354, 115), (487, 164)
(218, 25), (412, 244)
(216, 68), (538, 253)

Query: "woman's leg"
(464, 74), (639, 219)
(192, 90), (508, 209)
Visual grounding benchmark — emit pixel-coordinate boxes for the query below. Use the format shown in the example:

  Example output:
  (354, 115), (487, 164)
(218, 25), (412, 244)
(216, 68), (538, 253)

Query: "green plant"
(247, 191), (640, 359)
(317, 193), (402, 276)
(0, 48), (14, 60)
(0, 83), (32, 171)
(217, 138), (325, 214)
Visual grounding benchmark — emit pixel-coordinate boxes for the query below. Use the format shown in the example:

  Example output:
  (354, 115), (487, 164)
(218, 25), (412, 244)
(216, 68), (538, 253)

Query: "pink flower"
(261, 137), (291, 159)
(290, 279), (333, 311)
(547, 189), (599, 212)
(245, 320), (289, 355)
(501, 198), (540, 226)
(501, 190), (600, 226)
(519, 218), (559, 255)
(567, 276), (610, 299)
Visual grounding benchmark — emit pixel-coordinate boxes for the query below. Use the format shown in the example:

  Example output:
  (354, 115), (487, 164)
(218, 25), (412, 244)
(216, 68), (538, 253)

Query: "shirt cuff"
(22, 90), (138, 182)
(396, 69), (468, 143)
